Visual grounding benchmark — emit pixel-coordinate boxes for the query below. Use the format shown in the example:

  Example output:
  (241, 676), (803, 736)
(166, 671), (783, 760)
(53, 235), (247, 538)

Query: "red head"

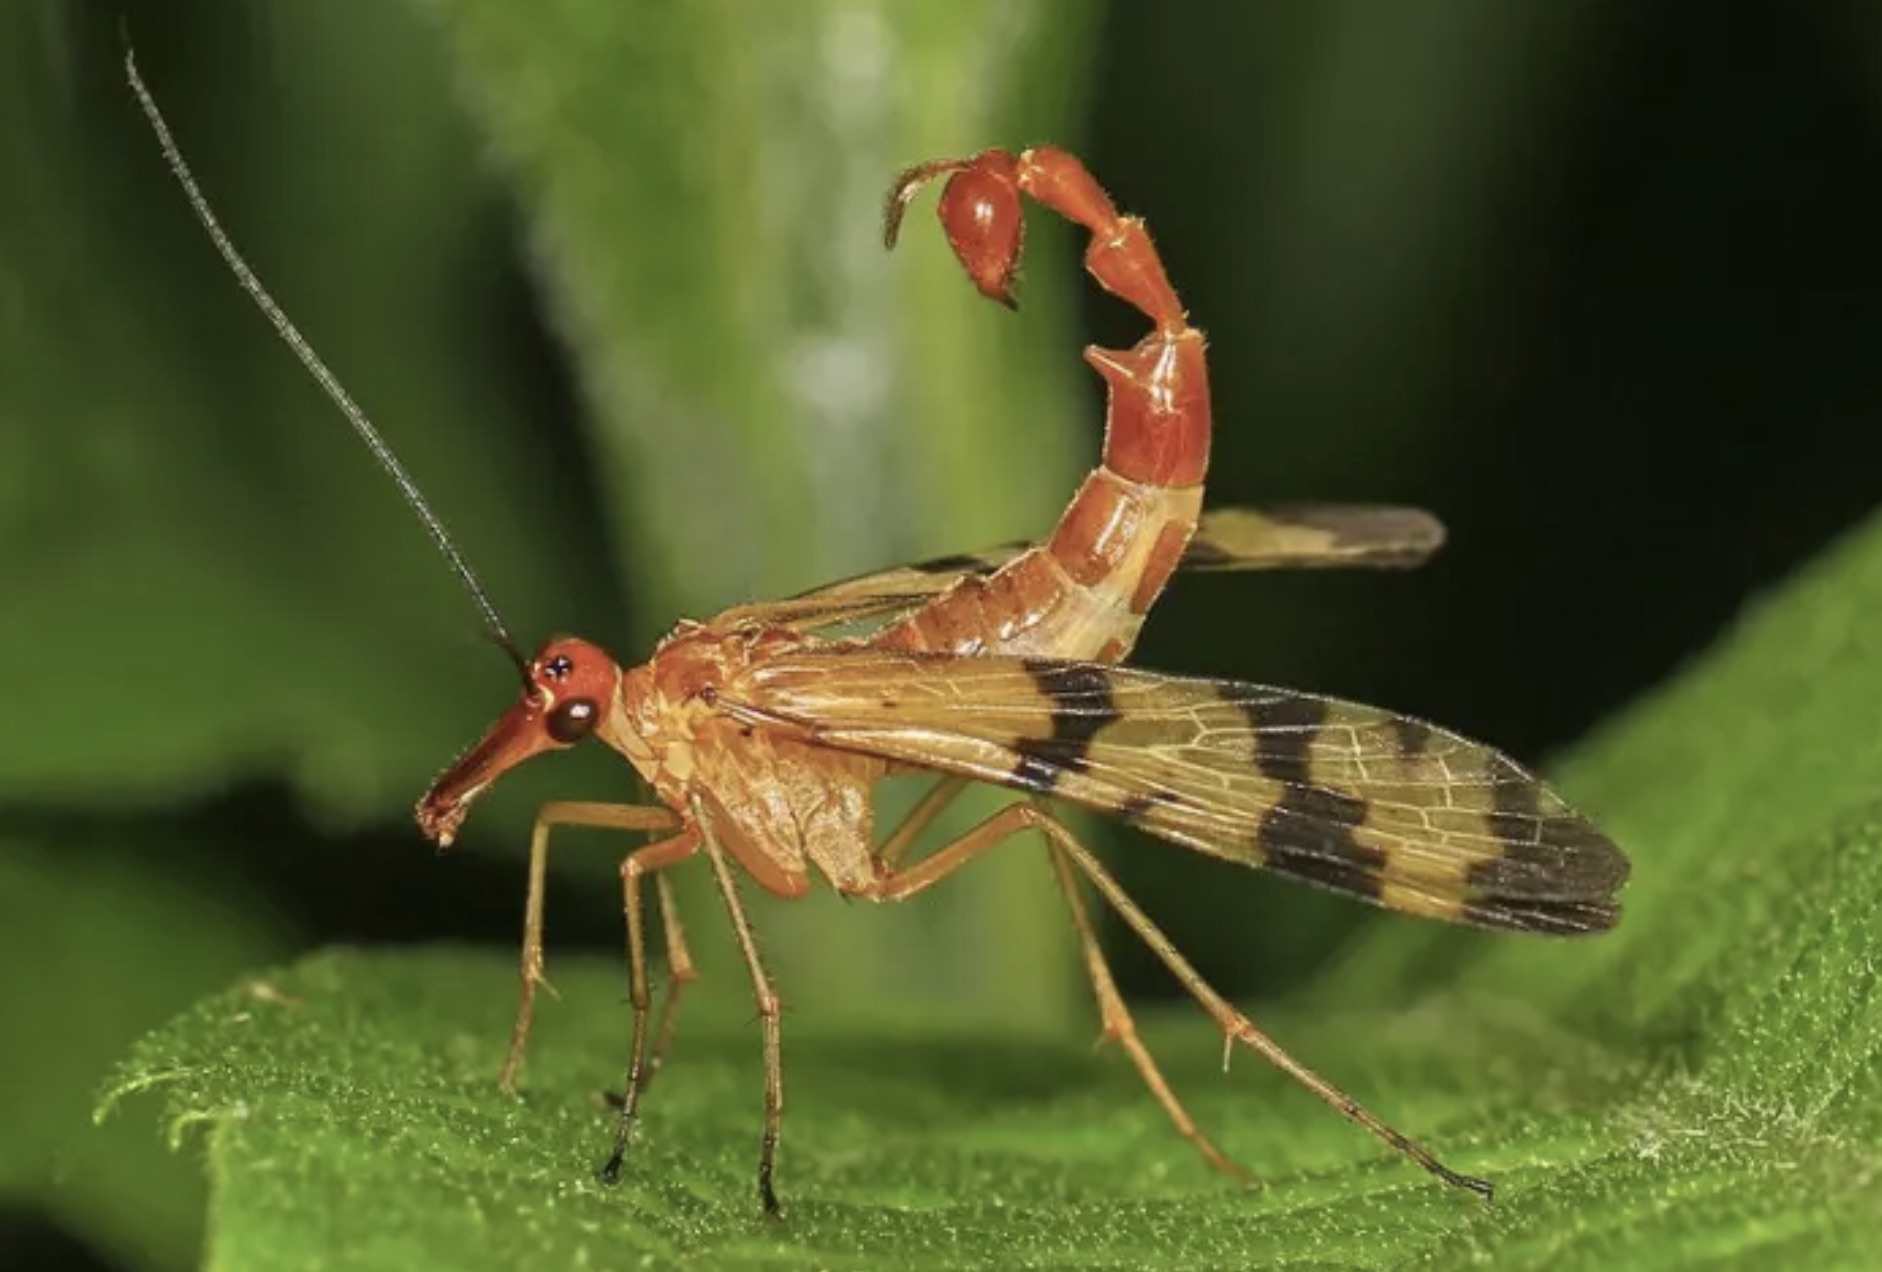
(416, 636), (622, 846)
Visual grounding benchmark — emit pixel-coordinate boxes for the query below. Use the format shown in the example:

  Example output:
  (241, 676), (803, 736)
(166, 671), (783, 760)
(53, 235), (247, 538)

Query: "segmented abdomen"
(874, 144), (1211, 665)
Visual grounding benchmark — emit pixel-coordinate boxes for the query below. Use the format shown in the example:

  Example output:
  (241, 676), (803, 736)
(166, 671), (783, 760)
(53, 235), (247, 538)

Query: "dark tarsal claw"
(596, 1149), (626, 1187)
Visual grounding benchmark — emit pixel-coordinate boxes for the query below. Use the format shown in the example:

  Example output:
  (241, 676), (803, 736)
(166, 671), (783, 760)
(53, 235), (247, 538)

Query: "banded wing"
(708, 504), (1446, 632)
(722, 651), (1627, 935)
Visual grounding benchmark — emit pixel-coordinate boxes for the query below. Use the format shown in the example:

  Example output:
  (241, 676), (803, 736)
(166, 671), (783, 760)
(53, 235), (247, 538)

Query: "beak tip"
(413, 797), (465, 849)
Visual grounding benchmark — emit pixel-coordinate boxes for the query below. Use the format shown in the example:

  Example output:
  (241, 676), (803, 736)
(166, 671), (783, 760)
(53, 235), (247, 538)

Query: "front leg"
(500, 800), (680, 1093)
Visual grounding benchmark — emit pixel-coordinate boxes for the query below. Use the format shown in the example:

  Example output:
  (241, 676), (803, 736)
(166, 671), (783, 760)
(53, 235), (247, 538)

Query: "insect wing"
(708, 504), (1448, 634)
(1179, 504), (1445, 571)
(706, 554), (1016, 632)
(723, 651), (1627, 934)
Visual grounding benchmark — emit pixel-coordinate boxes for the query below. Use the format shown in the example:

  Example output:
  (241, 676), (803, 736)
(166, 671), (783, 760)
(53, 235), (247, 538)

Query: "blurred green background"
(5, 0), (1882, 1267)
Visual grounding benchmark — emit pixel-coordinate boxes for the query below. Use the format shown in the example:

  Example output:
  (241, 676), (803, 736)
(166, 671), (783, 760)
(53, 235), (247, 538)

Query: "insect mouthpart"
(414, 692), (561, 848)
(414, 637), (623, 847)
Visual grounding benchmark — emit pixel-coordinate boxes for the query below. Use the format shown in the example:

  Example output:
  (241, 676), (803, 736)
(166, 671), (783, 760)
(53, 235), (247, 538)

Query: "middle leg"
(600, 830), (702, 1179)
(686, 797), (788, 1219)
(643, 871), (699, 1088)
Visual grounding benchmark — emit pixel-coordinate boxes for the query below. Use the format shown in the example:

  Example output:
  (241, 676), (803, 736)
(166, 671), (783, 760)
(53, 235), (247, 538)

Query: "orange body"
(399, 146), (1619, 1213)
(418, 145), (1215, 898)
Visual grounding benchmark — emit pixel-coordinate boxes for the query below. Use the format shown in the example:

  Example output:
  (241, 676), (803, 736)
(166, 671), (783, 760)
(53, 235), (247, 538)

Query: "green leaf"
(0, 838), (288, 1271)
(92, 947), (1609, 1271)
(105, 507), (1882, 1268)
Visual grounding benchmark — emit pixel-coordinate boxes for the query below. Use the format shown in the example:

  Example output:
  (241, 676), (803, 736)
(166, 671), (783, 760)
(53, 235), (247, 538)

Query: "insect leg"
(871, 775), (971, 871)
(864, 800), (1033, 901)
(1040, 814), (1495, 1200)
(1042, 832), (1248, 1182)
(643, 871), (699, 1090)
(501, 801), (681, 1093)
(691, 798), (788, 1219)
(864, 801), (1492, 1199)
(601, 830), (704, 1182)
(866, 806), (1246, 1177)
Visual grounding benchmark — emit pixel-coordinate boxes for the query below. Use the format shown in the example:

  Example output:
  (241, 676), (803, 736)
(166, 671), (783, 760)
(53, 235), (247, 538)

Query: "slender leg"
(871, 775), (970, 871)
(599, 831), (703, 1181)
(864, 801), (1493, 1199)
(500, 800), (680, 1093)
(643, 872), (698, 1088)
(690, 799), (787, 1219)
(1042, 835), (1247, 1182)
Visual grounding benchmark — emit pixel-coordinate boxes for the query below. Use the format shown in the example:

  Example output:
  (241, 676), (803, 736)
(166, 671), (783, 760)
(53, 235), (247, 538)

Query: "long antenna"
(123, 40), (523, 666)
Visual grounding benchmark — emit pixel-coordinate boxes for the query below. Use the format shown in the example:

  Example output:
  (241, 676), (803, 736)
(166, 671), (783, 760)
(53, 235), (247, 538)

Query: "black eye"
(543, 655), (574, 681)
(546, 697), (598, 744)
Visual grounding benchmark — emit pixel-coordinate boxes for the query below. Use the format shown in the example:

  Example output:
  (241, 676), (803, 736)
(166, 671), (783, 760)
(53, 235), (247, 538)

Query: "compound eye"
(546, 697), (598, 744)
